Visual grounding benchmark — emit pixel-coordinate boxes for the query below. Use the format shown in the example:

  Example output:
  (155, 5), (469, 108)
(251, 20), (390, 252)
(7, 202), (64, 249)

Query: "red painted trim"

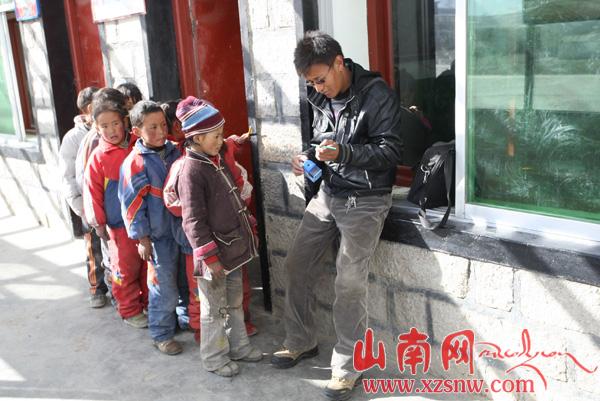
(395, 165), (414, 188)
(63, 0), (105, 90)
(7, 14), (33, 130)
(172, 0), (197, 97)
(366, 0), (394, 88)
(63, 0), (83, 92)
(367, 0), (412, 187)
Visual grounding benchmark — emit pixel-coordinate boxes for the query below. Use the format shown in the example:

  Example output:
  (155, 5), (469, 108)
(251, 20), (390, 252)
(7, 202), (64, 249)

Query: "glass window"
(0, 10), (33, 141)
(391, 0), (456, 167)
(467, 0), (600, 223)
(0, 41), (16, 135)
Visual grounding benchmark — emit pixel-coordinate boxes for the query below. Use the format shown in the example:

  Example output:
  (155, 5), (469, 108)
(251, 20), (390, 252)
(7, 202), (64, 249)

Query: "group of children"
(59, 83), (262, 376)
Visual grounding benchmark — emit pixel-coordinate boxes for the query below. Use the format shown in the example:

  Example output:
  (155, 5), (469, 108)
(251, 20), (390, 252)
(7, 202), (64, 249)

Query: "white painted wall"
(317, 0), (370, 68)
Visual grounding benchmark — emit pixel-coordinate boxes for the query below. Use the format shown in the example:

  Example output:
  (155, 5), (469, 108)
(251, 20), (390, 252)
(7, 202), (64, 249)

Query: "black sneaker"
(270, 345), (319, 369)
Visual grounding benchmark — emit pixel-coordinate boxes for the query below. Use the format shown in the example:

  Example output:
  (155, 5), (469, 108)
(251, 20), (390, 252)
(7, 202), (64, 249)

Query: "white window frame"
(454, 0), (600, 243)
(0, 9), (27, 143)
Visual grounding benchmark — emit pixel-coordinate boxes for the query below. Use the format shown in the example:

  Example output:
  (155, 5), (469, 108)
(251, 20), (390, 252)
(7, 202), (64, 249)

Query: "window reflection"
(467, 0), (600, 222)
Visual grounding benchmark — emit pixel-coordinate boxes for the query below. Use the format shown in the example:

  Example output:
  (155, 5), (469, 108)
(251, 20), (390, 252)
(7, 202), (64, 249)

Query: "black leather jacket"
(305, 59), (402, 198)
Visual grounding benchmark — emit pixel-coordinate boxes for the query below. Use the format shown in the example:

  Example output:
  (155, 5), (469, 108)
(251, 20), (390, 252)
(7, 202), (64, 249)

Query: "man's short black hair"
(116, 82), (143, 104)
(77, 86), (99, 111)
(293, 31), (344, 75)
(130, 100), (164, 128)
(161, 99), (181, 132)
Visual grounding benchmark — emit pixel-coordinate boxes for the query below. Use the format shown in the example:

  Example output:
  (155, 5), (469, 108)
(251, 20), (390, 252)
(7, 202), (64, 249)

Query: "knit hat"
(176, 96), (225, 138)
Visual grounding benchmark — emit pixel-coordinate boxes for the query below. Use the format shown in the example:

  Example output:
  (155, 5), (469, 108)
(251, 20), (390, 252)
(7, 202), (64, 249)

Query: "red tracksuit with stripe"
(83, 137), (148, 318)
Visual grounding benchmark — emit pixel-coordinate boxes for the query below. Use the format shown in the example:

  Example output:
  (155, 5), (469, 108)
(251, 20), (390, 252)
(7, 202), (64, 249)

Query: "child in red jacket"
(83, 98), (148, 329)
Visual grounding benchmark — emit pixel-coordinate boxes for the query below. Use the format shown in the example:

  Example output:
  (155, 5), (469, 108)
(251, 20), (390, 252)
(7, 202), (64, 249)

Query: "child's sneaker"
(89, 294), (106, 308)
(211, 361), (239, 377)
(232, 346), (263, 362)
(153, 339), (183, 355)
(245, 321), (258, 336)
(123, 313), (148, 328)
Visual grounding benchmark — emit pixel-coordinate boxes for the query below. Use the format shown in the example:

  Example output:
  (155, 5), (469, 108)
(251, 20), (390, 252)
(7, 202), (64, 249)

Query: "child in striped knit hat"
(163, 97), (259, 345)
(175, 96), (262, 377)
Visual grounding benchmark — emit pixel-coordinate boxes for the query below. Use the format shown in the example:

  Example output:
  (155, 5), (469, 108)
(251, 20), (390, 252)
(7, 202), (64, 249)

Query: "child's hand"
(232, 132), (250, 145)
(94, 225), (109, 241)
(137, 237), (153, 261)
(239, 132), (251, 143)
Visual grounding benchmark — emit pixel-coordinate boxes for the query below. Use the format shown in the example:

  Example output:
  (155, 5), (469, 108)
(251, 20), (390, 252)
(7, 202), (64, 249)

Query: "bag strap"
(417, 149), (454, 230)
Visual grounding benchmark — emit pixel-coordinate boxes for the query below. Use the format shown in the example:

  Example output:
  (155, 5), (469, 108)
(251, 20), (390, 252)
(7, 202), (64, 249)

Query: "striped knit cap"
(176, 96), (225, 138)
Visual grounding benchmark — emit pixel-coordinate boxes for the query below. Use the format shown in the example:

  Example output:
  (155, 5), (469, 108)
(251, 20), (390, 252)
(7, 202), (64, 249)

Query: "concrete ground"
(0, 206), (442, 401)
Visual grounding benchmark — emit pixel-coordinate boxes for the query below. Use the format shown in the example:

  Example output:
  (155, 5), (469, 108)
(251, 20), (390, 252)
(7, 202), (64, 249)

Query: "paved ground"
(0, 205), (445, 401)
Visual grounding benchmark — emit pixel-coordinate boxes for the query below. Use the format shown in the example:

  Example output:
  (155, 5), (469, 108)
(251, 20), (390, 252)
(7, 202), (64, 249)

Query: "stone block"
(34, 108), (56, 136)
(248, 0), (270, 30)
(268, 0), (295, 28)
(255, 79), (276, 118)
(115, 16), (142, 40)
(258, 121), (303, 163)
(565, 331), (600, 396)
(251, 29), (297, 76)
(470, 261), (514, 311)
(391, 291), (429, 335)
(264, 213), (301, 253)
(261, 167), (287, 212)
(102, 20), (119, 43)
(272, 73), (302, 117)
(367, 280), (387, 324)
(371, 242), (470, 299)
(517, 270), (600, 334)
(261, 164), (305, 215)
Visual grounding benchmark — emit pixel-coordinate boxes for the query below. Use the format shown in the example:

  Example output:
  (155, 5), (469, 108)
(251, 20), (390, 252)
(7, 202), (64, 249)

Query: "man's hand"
(291, 154), (308, 176)
(315, 139), (339, 162)
(137, 237), (153, 261)
(206, 260), (225, 281)
(94, 224), (109, 241)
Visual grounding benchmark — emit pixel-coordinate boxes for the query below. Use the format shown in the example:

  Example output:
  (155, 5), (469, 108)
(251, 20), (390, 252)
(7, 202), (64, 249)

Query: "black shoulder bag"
(407, 141), (455, 229)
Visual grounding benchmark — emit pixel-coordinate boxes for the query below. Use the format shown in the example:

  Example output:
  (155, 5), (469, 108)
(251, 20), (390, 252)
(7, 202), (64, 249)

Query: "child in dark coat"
(176, 97), (262, 376)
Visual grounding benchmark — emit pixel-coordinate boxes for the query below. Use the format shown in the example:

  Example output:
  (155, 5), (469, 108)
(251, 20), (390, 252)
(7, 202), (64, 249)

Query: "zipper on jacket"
(308, 95), (356, 145)
(365, 170), (372, 189)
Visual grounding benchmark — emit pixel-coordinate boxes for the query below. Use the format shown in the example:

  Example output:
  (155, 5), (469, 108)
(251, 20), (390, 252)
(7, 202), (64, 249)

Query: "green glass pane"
(467, 0), (600, 223)
(0, 50), (16, 135)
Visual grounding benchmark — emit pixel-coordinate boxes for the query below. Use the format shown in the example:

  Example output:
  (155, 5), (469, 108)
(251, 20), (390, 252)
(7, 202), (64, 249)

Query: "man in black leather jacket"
(271, 31), (402, 401)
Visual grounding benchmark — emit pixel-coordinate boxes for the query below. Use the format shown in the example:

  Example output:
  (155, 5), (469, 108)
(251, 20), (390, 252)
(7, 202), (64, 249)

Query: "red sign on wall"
(14, 0), (41, 21)
(91, 0), (146, 23)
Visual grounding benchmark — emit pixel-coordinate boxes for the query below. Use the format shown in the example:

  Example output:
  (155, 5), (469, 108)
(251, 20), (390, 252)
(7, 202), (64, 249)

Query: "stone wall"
(99, 16), (151, 99)
(0, 20), (68, 230)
